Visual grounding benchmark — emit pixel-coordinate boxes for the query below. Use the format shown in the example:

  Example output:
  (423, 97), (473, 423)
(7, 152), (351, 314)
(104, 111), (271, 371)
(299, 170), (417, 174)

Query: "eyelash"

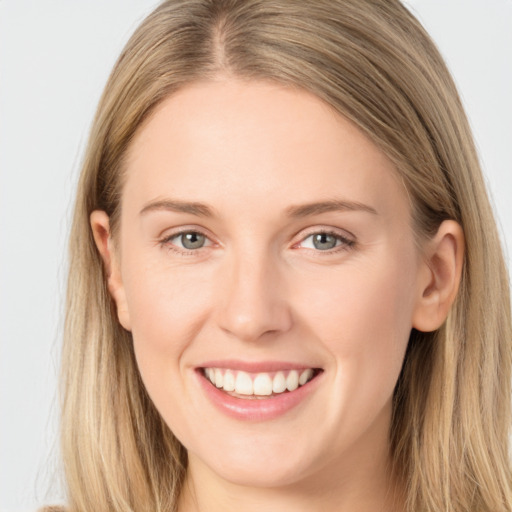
(159, 228), (356, 256)
(159, 229), (214, 256)
(296, 230), (356, 253)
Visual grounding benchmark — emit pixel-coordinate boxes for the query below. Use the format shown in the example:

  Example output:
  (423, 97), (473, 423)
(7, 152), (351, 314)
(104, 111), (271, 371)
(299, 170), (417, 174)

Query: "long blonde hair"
(56, 1), (512, 510)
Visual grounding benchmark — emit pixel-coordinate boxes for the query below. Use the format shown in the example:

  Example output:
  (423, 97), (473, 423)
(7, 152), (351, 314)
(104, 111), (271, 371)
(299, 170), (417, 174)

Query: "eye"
(164, 230), (212, 251)
(298, 231), (354, 251)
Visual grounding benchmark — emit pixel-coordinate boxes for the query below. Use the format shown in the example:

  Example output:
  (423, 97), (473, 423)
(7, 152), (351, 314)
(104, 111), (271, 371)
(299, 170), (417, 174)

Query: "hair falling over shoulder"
(49, 1), (512, 511)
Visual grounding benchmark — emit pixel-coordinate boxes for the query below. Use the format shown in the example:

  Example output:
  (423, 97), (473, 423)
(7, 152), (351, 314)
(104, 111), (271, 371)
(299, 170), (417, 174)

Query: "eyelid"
(158, 226), (217, 253)
(292, 226), (356, 251)
(294, 225), (355, 242)
(157, 225), (356, 255)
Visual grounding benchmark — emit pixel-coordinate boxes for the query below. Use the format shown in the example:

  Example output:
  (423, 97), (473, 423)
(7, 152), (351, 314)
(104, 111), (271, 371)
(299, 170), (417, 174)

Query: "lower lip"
(196, 370), (322, 421)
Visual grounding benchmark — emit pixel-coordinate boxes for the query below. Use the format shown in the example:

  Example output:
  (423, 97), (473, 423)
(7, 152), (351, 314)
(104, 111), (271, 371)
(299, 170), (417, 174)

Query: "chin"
(187, 429), (325, 489)
(209, 455), (313, 488)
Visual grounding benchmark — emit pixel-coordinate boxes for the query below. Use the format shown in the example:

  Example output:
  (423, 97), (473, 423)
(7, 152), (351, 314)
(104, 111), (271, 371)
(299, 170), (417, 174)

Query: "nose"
(215, 248), (293, 342)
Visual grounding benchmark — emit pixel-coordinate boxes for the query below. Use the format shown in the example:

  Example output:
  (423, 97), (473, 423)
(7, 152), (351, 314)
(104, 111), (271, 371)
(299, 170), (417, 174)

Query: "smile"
(196, 361), (324, 421)
(202, 367), (318, 398)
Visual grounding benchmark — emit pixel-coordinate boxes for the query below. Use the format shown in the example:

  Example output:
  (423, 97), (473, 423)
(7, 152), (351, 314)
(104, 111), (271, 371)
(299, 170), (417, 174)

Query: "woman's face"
(104, 79), (429, 488)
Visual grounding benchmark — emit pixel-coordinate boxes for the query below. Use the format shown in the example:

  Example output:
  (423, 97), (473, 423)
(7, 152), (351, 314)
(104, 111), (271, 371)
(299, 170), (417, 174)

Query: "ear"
(90, 210), (132, 331)
(412, 220), (464, 332)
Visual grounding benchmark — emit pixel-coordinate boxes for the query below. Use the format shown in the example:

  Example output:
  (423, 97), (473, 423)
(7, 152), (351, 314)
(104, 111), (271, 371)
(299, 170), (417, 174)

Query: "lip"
(195, 362), (323, 422)
(199, 359), (317, 373)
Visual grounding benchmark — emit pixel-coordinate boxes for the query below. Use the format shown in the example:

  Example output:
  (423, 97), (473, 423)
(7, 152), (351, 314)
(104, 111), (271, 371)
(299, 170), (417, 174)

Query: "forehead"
(122, 78), (410, 222)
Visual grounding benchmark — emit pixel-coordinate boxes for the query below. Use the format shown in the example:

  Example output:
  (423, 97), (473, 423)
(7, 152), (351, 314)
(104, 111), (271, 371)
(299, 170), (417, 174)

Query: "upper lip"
(197, 359), (322, 373)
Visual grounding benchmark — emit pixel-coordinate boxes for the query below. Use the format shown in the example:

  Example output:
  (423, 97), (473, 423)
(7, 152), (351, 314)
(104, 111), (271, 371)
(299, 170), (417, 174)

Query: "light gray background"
(1, 1), (511, 510)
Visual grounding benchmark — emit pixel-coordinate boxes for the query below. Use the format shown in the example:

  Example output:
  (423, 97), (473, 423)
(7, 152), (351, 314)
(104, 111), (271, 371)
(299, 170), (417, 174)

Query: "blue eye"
(299, 232), (354, 251)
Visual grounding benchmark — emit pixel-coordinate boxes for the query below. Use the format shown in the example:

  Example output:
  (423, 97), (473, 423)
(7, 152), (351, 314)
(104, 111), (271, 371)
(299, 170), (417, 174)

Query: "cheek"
(294, 255), (416, 419)
(297, 257), (415, 346)
(121, 258), (213, 390)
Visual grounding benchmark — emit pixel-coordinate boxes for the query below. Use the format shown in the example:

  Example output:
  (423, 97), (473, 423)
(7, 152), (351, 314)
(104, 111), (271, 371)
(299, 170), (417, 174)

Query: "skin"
(91, 78), (464, 512)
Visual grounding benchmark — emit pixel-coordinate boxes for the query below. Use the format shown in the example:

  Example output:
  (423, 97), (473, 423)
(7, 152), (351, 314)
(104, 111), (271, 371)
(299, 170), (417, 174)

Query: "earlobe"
(90, 210), (132, 331)
(412, 220), (465, 332)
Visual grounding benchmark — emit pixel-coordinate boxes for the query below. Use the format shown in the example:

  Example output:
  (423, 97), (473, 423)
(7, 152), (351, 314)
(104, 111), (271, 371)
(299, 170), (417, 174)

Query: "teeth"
(253, 373), (273, 396)
(203, 367), (317, 397)
(214, 368), (224, 388)
(286, 370), (299, 391)
(299, 368), (313, 386)
(272, 371), (287, 393)
(235, 371), (253, 395)
(223, 370), (235, 391)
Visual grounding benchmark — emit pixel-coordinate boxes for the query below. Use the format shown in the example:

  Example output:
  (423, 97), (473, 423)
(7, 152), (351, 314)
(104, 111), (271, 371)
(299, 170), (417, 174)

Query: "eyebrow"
(139, 198), (378, 218)
(285, 199), (378, 217)
(140, 199), (215, 217)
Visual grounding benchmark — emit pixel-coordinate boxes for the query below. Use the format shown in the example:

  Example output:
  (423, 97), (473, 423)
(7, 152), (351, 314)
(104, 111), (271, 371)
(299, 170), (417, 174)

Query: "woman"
(51, 0), (512, 511)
